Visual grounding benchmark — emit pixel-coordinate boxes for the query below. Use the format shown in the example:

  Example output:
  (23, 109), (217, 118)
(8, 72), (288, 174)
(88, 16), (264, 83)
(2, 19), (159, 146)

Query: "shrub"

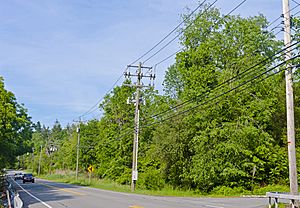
(140, 168), (165, 190)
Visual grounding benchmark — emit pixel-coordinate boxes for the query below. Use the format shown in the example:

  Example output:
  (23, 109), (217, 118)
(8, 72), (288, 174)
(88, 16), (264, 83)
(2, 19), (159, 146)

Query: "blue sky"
(0, 0), (295, 127)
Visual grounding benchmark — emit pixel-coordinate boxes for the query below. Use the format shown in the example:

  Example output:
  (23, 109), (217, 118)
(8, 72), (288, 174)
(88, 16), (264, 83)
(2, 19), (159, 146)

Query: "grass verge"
(38, 173), (289, 198)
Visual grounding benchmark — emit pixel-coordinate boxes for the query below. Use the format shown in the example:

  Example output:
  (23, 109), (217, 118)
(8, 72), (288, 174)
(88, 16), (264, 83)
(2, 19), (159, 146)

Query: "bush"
(139, 168), (165, 190)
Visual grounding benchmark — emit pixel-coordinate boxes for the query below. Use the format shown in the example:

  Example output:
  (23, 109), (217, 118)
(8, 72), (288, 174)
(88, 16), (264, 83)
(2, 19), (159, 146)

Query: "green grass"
(38, 172), (290, 198)
(39, 173), (206, 197)
(269, 203), (287, 208)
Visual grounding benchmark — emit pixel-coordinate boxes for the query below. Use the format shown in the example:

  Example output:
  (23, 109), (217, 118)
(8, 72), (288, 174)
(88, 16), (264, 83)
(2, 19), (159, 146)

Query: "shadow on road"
(13, 179), (78, 208)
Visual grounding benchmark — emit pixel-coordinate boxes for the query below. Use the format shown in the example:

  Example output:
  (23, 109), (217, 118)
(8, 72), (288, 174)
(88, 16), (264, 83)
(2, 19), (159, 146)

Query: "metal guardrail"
(1, 175), (23, 208)
(266, 192), (300, 208)
(9, 177), (23, 208)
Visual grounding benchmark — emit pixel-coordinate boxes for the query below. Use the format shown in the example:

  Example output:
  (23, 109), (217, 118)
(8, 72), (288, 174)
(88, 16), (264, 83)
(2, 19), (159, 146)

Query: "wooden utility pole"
(38, 145), (42, 176)
(124, 62), (155, 191)
(282, 0), (298, 196)
(132, 62), (141, 192)
(76, 118), (81, 180)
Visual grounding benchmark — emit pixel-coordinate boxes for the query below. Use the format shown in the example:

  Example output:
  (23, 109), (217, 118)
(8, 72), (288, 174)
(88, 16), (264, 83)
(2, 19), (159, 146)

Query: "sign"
(132, 170), (138, 180)
(88, 165), (94, 173)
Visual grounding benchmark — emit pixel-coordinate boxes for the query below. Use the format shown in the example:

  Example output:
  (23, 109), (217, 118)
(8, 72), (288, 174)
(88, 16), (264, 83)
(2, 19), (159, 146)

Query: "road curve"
(12, 178), (267, 208)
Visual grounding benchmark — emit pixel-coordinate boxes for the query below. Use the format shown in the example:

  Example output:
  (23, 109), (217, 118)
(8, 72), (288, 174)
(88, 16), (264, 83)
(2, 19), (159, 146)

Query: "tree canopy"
(0, 77), (32, 169)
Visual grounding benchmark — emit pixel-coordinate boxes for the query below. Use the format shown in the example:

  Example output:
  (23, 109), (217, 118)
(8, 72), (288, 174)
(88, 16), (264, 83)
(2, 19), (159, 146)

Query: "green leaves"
(0, 77), (32, 169)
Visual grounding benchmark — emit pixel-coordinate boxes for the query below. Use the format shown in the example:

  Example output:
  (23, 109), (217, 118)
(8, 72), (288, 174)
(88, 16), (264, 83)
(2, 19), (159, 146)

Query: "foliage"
(0, 77), (32, 169)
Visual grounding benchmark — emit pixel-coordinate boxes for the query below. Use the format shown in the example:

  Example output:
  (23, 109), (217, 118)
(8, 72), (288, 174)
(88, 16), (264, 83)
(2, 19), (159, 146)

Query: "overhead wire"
(292, 0), (300, 6)
(115, 57), (297, 141)
(79, 71), (125, 119)
(76, 0), (298, 135)
(152, 0), (299, 69)
(142, 0), (219, 64)
(273, 9), (300, 38)
(77, 0), (211, 121)
(128, 0), (208, 65)
(267, 3), (300, 28)
(118, 42), (300, 139)
(274, 30), (282, 37)
(143, 40), (300, 122)
(141, 55), (299, 128)
(76, 0), (246, 122)
(139, 0), (296, 121)
(150, 0), (248, 69)
(269, 3), (300, 35)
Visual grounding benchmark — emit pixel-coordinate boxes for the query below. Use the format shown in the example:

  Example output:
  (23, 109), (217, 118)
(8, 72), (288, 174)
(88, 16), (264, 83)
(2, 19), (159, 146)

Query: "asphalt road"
(11, 178), (268, 208)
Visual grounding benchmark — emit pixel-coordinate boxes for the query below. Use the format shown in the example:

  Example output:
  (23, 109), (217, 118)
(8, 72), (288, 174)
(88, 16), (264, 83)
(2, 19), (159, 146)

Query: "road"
(11, 178), (267, 208)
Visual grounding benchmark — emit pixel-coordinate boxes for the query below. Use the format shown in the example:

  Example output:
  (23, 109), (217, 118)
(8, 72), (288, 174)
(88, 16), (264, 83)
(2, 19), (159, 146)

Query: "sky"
(0, 0), (296, 128)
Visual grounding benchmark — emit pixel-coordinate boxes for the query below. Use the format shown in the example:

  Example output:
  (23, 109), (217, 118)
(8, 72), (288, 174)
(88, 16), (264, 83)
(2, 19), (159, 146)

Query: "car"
(22, 173), (34, 183)
(14, 172), (23, 180)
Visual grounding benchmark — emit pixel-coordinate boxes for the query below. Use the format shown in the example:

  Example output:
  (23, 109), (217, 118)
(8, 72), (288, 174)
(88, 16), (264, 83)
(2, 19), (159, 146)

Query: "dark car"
(23, 173), (34, 183)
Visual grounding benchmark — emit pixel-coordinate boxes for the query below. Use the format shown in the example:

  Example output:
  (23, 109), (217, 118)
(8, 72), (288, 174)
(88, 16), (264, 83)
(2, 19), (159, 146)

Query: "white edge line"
(13, 180), (53, 208)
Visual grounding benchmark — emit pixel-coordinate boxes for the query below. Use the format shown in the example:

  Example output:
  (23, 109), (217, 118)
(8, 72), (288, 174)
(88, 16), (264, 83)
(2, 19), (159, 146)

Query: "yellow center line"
(38, 182), (86, 196)
(129, 205), (144, 208)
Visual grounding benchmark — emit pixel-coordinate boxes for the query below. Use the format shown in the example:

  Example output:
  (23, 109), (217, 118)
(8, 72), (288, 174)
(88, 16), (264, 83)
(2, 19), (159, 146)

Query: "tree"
(159, 5), (287, 191)
(0, 77), (32, 169)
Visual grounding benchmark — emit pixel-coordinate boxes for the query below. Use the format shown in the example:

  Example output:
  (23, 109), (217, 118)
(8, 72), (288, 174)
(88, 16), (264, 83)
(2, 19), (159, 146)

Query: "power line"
(267, 4), (300, 28)
(128, 0), (208, 65)
(148, 0), (247, 68)
(77, 0), (247, 122)
(77, 0), (294, 125)
(274, 30), (282, 36)
(143, 0), (247, 64)
(154, 0), (282, 70)
(292, 0), (300, 6)
(77, 1), (212, 120)
(144, 42), (299, 122)
(79, 71), (124, 119)
(154, 48), (182, 67)
(269, 4), (300, 34)
(141, 55), (299, 128)
(142, 0), (219, 64)
(114, 57), (297, 141)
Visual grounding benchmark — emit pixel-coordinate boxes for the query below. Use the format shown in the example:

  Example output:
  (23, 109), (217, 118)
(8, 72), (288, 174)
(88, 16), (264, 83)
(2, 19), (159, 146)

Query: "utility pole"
(124, 62), (155, 191)
(75, 117), (81, 180)
(282, 0), (298, 196)
(38, 145), (42, 176)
